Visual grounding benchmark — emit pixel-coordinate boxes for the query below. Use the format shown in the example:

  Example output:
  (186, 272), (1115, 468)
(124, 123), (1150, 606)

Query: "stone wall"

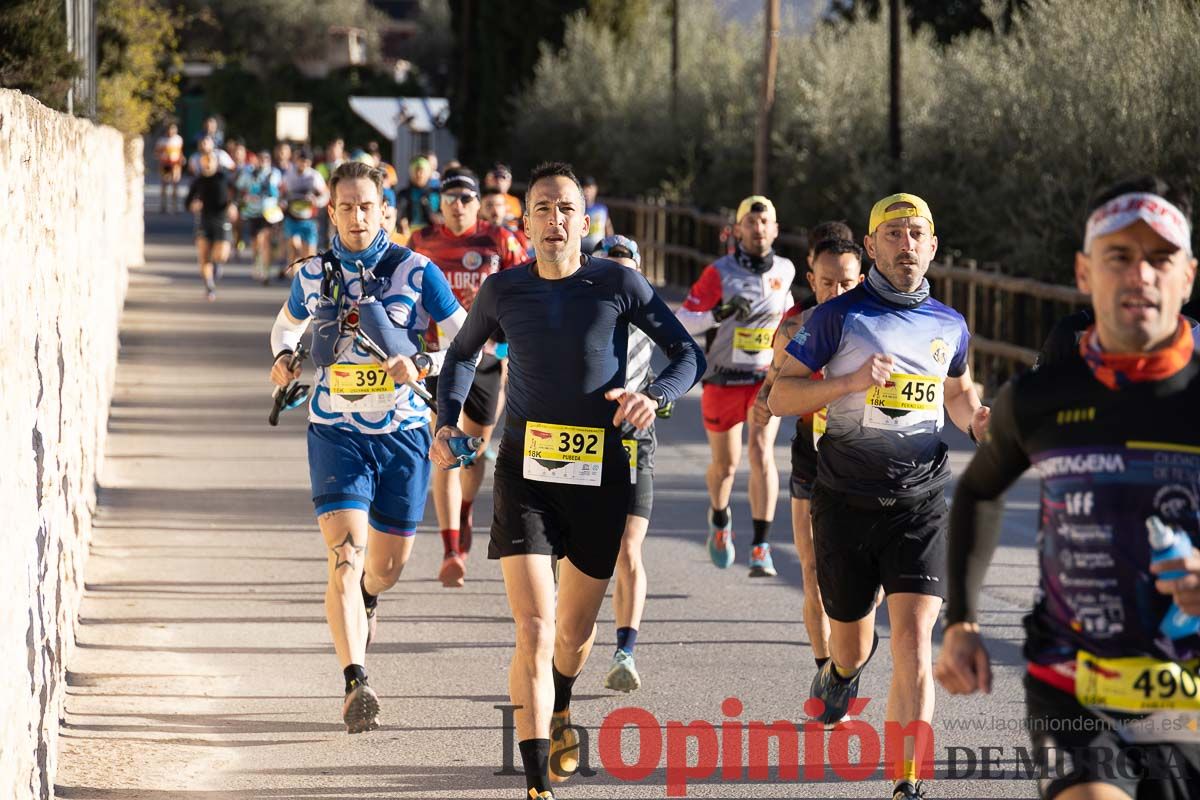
(0, 90), (142, 799)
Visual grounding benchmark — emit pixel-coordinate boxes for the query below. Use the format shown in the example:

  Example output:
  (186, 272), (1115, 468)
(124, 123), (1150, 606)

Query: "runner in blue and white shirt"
(268, 161), (465, 736)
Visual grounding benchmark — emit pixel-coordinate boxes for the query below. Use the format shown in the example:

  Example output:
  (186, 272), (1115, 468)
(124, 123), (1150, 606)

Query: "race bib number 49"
(862, 373), (942, 431)
(328, 364), (395, 412)
(732, 326), (774, 367)
(523, 422), (605, 486)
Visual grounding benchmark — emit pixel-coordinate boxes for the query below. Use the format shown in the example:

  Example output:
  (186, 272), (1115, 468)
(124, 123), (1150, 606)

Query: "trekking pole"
(352, 329), (434, 403)
(268, 345), (310, 426)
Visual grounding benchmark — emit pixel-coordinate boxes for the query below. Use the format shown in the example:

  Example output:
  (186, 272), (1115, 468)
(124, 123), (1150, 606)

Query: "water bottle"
(446, 436), (484, 469)
(1148, 516), (1200, 640)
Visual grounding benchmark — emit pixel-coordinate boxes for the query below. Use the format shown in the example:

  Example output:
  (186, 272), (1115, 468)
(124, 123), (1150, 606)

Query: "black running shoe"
(892, 779), (926, 799)
(342, 679), (380, 734)
(808, 631), (879, 724)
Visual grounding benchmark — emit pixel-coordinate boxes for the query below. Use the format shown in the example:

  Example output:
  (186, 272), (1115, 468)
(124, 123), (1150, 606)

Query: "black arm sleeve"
(184, 178), (199, 208)
(945, 380), (1032, 625)
(626, 273), (705, 401)
(1035, 309), (1091, 370)
(435, 277), (497, 431)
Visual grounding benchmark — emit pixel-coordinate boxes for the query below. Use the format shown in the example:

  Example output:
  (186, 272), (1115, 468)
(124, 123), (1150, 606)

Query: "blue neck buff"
(331, 229), (391, 272)
(865, 266), (930, 308)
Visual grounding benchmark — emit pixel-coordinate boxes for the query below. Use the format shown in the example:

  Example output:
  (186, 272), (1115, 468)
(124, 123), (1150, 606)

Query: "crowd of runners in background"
(156, 115), (600, 301)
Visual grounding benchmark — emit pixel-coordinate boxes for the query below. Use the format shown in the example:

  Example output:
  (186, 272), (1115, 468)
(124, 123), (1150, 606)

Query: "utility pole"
(670, 0), (679, 120)
(889, 0), (902, 170)
(752, 0), (780, 195)
(64, 0), (96, 119)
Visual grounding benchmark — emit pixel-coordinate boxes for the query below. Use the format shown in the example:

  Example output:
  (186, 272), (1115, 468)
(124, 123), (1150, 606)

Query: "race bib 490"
(1075, 650), (1200, 713)
(522, 422), (605, 486)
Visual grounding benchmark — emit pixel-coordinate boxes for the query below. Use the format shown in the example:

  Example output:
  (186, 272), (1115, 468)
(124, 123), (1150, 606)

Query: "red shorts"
(701, 382), (763, 432)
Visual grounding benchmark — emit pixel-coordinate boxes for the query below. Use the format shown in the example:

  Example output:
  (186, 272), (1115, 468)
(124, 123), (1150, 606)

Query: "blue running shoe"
(748, 543), (777, 577)
(706, 516), (735, 569)
(604, 649), (641, 693)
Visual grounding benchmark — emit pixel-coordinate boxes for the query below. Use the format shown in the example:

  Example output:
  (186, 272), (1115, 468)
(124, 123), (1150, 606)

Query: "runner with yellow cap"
(769, 191), (989, 800)
(677, 195), (796, 576)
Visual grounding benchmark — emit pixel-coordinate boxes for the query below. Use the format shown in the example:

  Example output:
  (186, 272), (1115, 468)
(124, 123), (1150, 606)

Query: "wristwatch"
(644, 384), (668, 410)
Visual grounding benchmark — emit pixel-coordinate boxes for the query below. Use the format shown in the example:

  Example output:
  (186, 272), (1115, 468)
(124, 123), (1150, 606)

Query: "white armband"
(270, 307), (309, 359)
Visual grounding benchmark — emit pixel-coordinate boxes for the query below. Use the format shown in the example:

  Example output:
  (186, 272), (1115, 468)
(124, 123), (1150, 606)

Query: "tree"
(446, 0), (588, 166)
(96, 0), (181, 136)
(827, 0), (1027, 44)
(0, 0), (80, 111)
(588, 0), (655, 40)
(175, 0), (388, 73)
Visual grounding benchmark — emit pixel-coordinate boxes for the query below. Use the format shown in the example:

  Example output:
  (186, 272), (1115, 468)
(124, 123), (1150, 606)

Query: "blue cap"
(593, 234), (640, 266)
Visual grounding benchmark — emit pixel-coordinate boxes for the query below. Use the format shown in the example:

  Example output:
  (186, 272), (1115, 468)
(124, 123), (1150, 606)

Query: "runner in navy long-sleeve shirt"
(431, 162), (703, 800)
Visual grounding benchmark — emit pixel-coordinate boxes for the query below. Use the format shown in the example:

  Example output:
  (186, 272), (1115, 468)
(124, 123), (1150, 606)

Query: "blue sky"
(712, 0), (826, 32)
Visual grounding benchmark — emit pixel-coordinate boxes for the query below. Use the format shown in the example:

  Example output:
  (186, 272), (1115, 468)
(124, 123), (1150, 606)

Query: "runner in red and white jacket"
(675, 195), (795, 576)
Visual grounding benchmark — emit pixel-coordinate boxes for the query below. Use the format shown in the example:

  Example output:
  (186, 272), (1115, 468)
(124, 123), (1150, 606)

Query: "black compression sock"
(551, 662), (578, 713)
(815, 656), (829, 671)
(519, 738), (551, 794)
(710, 506), (731, 529)
(752, 519), (771, 546)
(360, 575), (378, 610)
(343, 663), (367, 693)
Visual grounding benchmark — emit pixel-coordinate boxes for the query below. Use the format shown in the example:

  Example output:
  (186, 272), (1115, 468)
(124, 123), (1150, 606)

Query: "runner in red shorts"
(408, 169), (525, 587)
(676, 196), (795, 575)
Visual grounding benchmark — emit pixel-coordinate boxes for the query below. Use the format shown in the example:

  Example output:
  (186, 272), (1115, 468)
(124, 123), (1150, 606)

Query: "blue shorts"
(307, 423), (431, 535)
(284, 217), (319, 246)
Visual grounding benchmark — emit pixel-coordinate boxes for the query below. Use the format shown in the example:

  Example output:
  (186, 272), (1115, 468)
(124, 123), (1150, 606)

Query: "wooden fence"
(605, 195), (1089, 393)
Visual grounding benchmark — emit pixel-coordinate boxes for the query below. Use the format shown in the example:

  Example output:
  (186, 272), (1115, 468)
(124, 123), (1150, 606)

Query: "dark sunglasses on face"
(444, 192), (477, 205)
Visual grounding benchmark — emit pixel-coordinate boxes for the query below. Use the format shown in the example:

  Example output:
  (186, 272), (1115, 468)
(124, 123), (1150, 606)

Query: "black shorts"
(427, 353), (503, 426)
(790, 419), (817, 501)
(490, 467), (632, 580)
(623, 427), (656, 520)
(810, 484), (947, 622)
(245, 216), (276, 237)
(194, 213), (233, 243)
(1024, 673), (1200, 799)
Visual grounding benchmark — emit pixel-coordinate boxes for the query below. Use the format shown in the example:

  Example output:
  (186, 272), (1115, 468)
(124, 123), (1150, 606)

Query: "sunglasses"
(444, 192), (478, 205)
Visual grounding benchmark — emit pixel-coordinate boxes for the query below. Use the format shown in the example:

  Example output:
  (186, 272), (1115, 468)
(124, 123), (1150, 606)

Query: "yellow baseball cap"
(736, 195), (776, 223)
(868, 192), (935, 235)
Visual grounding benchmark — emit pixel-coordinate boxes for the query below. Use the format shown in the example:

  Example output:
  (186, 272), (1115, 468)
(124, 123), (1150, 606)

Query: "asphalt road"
(54, 203), (1043, 800)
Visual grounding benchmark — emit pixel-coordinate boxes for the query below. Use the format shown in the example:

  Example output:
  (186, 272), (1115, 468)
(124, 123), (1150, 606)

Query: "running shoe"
(603, 650), (641, 693)
(748, 543), (777, 577)
(527, 791), (555, 800)
(204, 283), (216, 302)
(892, 779), (926, 800)
(808, 632), (879, 724)
(342, 679), (380, 734)
(548, 709), (578, 783)
(706, 516), (735, 569)
(438, 551), (465, 588)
